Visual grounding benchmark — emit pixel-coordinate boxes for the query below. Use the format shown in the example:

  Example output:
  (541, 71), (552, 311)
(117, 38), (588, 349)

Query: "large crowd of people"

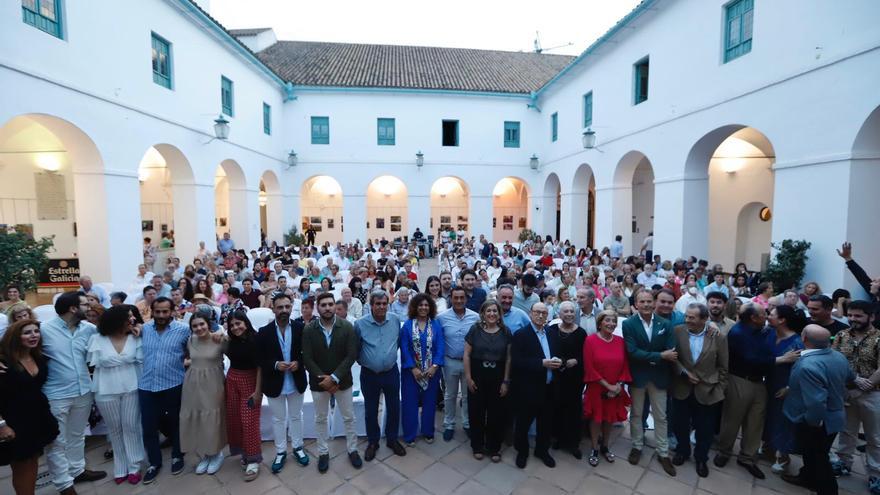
(0, 232), (878, 495)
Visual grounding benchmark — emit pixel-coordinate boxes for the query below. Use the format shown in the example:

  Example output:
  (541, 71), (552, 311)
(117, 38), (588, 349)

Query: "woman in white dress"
(89, 305), (145, 485)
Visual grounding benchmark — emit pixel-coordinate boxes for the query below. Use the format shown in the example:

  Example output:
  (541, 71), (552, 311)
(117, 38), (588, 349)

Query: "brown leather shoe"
(627, 448), (642, 465)
(74, 469), (107, 483)
(659, 456), (677, 476)
(364, 443), (378, 462)
(387, 441), (406, 457)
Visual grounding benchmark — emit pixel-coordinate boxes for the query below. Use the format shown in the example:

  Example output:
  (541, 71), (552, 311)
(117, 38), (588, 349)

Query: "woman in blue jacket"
(400, 293), (445, 445)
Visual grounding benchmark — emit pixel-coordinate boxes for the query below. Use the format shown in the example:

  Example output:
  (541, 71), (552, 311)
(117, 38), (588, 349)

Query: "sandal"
(600, 444), (615, 463)
(490, 453), (501, 463)
(588, 449), (600, 467)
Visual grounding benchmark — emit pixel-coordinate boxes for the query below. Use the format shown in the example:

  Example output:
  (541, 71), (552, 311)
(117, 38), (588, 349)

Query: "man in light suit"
(782, 325), (854, 495)
(623, 289), (678, 476)
(671, 303), (728, 478)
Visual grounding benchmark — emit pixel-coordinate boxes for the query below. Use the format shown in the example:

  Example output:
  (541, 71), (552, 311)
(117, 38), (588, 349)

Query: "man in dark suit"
(782, 325), (854, 495)
(671, 303), (728, 478)
(302, 293), (361, 473)
(623, 288), (678, 476)
(257, 293), (310, 474)
(511, 301), (560, 469)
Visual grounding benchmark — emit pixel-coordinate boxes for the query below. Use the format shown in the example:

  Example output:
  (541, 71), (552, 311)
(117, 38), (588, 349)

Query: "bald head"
(802, 324), (831, 349)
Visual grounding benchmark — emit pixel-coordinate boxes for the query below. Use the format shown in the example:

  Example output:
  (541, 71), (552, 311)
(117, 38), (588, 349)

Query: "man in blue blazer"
(782, 325), (854, 495)
(622, 289), (678, 476)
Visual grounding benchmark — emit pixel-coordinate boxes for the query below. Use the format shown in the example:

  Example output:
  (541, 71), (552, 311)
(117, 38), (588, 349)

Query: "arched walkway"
(300, 175), (344, 245)
(735, 202), (772, 270)
(569, 164), (596, 248)
(847, 105), (880, 289)
(366, 175), (407, 242)
(214, 159), (248, 243)
(684, 126), (775, 270)
(430, 176), (469, 239)
(492, 177), (529, 243)
(260, 170), (282, 245)
(611, 151), (654, 257)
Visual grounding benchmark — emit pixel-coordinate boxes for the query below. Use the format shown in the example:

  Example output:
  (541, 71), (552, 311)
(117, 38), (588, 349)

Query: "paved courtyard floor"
(1, 257), (871, 494)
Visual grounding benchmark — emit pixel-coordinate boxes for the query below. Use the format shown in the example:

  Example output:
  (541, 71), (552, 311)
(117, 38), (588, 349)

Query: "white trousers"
(443, 358), (469, 429)
(96, 391), (144, 477)
(266, 391), (305, 454)
(314, 389), (358, 455)
(629, 383), (669, 457)
(47, 393), (93, 491)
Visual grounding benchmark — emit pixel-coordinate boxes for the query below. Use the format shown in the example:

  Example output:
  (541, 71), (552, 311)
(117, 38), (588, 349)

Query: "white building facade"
(1, 0), (878, 296)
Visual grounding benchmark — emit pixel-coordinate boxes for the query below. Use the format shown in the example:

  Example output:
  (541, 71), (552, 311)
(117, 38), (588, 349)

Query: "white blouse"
(87, 334), (143, 396)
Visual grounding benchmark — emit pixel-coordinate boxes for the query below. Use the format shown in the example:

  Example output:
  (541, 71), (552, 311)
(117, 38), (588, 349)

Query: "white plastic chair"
(246, 307), (274, 330)
(33, 305), (57, 322)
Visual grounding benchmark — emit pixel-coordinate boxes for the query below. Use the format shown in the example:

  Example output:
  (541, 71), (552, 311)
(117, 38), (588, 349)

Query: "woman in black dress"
(0, 319), (60, 495)
(547, 301), (587, 459)
(463, 300), (512, 462)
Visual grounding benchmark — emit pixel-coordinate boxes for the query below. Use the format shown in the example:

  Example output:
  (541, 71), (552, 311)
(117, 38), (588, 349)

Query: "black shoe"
(536, 451), (556, 468)
(713, 453), (729, 467)
(348, 451), (363, 469)
(570, 448), (583, 460)
(696, 461), (709, 478)
(318, 454), (330, 473)
(443, 429), (454, 442)
(781, 474), (812, 489)
(737, 460), (765, 479)
(387, 441), (407, 457)
(74, 470), (107, 483)
(160, 438), (172, 449)
(142, 466), (159, 485)
(515, 452), (528, 469)
(672, 454), (687, 466)
(171, 457), (185, 475)
(364, 444), (378, 462)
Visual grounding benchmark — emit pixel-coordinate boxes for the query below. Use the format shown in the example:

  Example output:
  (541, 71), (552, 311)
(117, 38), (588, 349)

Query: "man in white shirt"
(637, 264), (662, 288)
(611, 235), (625, 260)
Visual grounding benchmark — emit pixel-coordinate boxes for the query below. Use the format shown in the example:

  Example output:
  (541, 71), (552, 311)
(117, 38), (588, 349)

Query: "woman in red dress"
(583, 310), (632, 467)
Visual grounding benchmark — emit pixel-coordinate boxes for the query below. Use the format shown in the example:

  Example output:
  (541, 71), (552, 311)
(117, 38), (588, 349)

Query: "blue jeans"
(402, 369), (441, 442)
(139, 385), (183, 468)
(360, 365), (401, 445)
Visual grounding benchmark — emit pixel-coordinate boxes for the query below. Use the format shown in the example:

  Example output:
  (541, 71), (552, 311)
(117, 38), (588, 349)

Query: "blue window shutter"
(503, 121), (520, 148)
(22, 0), (62, 38)
(221, 76), (234, 116)
(551, 113), (558, 142)
(724, 0), (753, 63)
(583, 92), (593, 128)
(263, 103), (271, 135)
(377, 118), (395, 145)
(633, 58), (649, 104)
(311, 116), (329, 145)
(151, 33), (172, 89)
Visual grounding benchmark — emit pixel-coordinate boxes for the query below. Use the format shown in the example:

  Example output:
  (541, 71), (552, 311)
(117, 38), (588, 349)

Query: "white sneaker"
(195, 456), (211, 475)
(244, 463), (259, 481)
(206, 452), (226, 474)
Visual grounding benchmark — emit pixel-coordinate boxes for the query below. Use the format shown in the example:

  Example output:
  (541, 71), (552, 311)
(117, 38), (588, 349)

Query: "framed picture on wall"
(375, 218), (385, 229)
(457, 223), (468, 231)
(390, 215), (401, 224)
(302, 216), (309, 231)
(313, 225), (322, 232)
(503, 215), (513, 224)
(161, 223), (168, 233)
(518, 217), (526, 228)
(390, 224), (401, 232)
(492, 217), (496, 228)
(327, 218), (335, 229)
(218, 218), (227, 227)
(310, 216), (322, 225)
(440, 215), (451, 224)
(503, 223), (513, 231)
(457, 215), (468, 223)
(141, 220), (154, 231)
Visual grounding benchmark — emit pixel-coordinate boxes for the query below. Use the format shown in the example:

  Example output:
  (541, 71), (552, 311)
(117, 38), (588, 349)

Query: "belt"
(362, 365), (397, 375)
(480, 360), (501, 369)
(732, 373), (764, 383)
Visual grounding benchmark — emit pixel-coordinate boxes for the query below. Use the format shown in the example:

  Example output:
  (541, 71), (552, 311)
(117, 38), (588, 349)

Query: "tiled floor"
(0, 418), (870, 495)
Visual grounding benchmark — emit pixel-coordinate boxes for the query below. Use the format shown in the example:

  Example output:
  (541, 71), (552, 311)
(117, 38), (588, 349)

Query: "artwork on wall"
(390, 224), (401, 232)
(0, 224), (34, 239)
(161, 223), (169, 233)
(503, 215), (513, 231)
(390, 215), (401, 224)
(327, 218), (334, 229)
(518, 217), (527, 228)
(218, 217), (227, 227)
(141, 220), (154, 231)
(310, 216), (322, 225)
(375, 218), (385, 229)
(492, 217), (497, 228)
(440, 215), (451, 224)
(457, 215), (468, 224)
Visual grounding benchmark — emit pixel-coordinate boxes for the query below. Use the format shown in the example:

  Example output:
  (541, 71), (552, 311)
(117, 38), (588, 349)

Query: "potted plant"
(762, 239), (811, 291)
(0, 230), (54, 294)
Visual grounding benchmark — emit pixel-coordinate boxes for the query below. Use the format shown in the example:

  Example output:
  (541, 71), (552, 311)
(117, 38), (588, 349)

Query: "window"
(633, 57), (649, 105)
(221, 76), (234, 116)
(442, 120), (459, 147)
(377, 118), (395, 146)
(583, 92), (593, 128)
(151, 33), (172, 89)
(551, 112), (558, 142)
(263, 103), (271, 135)
(724, 0), (753, 62)
(22, 0), (62, 38)
(311, 116), (329, 145)
(504, 121), (520, 148)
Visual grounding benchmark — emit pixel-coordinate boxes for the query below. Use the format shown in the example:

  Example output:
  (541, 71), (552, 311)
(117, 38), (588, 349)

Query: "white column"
(652, 176), (709, 261)
(343, 193), (367, 243)
(470, 194), (493, 242)
(228, 186), (261, 251)
(529, 193), (547, 239)
(171, 182), (216, 264)
(279, 192), (298, 246)
(73, 169), (143, 288)
(560, 191), (589, 247)
(407, 192), (431, 241)
(593, 185), (618, 253)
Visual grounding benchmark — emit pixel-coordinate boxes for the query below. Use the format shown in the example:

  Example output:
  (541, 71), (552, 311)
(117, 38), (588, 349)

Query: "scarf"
(411, 319), (433, 390)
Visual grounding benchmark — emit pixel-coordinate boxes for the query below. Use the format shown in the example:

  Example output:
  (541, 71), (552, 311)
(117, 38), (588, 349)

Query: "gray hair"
(686, 302), (709, 320)
(559, 300), (577, 312)
(369, 289), (389, 305)
(497, 284), (516, 295)
(394, 287), (411, 297)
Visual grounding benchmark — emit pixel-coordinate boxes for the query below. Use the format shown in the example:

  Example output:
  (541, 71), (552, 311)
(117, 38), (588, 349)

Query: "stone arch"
(492, 177), (530, 242)
(611, 151), (654, 256)
(300, 175), (344, 244)
(430, 176), (469, 239)
(542, 173), (561, 241)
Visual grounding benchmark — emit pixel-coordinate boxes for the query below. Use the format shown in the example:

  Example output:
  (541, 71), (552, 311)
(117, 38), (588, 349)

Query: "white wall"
(631, 160), (654, 251)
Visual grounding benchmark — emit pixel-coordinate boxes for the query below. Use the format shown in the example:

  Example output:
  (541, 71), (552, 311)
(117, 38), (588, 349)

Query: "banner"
(39, 258), (80, 287)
